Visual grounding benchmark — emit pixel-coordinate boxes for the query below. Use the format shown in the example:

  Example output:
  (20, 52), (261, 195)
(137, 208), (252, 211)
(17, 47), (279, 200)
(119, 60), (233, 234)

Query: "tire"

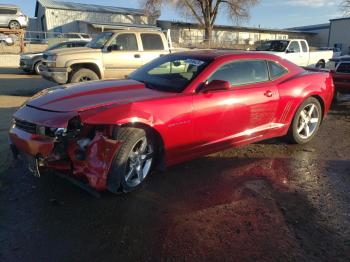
(70, 68), (99, 83)
(316, 60), (325, 69)
(34, 60), (43, 75)
(107, 127), (154, 194)
(8, 20), (21, 30)
(332, 90), (341, 105)
(288, 97), (322, 144)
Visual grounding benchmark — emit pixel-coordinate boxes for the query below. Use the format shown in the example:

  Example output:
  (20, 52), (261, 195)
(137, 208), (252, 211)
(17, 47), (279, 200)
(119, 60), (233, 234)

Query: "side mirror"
(107, 44), (123, 52)
(201, 80), (231, 93)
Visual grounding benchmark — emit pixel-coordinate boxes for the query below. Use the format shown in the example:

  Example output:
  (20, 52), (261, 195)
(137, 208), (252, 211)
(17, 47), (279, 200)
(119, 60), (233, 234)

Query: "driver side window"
(110, 33), (138, 51)
(208, 60), (269, 86)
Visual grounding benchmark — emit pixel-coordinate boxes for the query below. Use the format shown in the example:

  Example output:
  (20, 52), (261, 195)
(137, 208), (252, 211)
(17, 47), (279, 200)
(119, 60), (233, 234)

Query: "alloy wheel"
(125, 136), (153, 188)
(297, 103), (320, 139)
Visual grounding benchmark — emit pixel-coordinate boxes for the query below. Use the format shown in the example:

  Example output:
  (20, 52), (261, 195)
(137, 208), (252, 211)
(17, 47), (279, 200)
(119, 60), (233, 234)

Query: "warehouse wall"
(329, 19), (350, 55)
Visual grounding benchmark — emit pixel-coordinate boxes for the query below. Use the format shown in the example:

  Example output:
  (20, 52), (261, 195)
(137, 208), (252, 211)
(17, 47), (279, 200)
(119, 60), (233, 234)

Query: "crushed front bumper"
(41, 66), (68, 84)
(9, 106), (122, 192)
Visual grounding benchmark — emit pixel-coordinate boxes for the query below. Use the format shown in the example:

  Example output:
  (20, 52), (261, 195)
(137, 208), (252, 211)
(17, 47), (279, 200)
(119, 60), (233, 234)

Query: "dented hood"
(27, 79), (167, 112)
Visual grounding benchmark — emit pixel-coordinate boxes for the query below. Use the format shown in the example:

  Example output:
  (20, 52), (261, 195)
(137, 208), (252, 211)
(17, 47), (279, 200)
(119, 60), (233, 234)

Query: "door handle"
(134, 54), (140, 58)
(264, 90), (273, 97)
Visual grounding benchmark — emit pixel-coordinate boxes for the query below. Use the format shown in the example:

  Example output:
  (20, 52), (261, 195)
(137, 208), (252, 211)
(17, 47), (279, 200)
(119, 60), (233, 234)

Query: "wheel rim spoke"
(310, 118), (319, 124)
(308, 104), (315, 116)
(297, 122), (305, 133)
(125, 167), (135, 182)
(305, 124), (310, 137)
(300, 111), (307, 121)
(139, 137), (148, 153)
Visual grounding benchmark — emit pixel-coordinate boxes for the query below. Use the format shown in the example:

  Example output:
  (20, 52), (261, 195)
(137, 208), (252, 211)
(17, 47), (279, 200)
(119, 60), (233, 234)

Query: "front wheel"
(70, 68), (99, 83)
(34, 60), (43, 75)
(288, 97), (322, 144)
(107, 127), (154, 193)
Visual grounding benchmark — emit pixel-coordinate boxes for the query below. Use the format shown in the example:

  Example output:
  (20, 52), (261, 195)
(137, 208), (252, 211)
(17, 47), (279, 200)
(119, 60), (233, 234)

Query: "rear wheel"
(107, 127), (154, 193)
(316, 60), (325, 69)
(8, 20), (20, 30)
(288, 97), (322, 144)
(70, 68), (99, 83)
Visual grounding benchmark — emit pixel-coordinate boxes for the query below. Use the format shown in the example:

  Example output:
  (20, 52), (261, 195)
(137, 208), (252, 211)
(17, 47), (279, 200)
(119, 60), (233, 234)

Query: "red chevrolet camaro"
(9, 51), (334, 194)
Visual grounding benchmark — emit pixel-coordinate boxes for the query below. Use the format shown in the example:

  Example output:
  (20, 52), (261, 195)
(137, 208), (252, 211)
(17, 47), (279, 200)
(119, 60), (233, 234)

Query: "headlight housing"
(46, 55), (57, 67)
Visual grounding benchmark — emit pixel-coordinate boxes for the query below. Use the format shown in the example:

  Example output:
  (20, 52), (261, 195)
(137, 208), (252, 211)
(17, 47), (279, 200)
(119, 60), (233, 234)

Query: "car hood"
(21, 52), (43, 58)
(46, 47), (100, 56)
(27, 79), (170, 112)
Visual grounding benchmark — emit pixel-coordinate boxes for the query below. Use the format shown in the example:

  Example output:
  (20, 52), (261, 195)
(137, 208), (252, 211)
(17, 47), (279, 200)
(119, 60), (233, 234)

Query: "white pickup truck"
(255, 39), (333, 68)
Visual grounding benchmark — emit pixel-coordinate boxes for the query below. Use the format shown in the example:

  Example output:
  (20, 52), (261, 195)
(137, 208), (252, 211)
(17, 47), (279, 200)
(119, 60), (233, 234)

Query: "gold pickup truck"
(41, 29), (171, 84)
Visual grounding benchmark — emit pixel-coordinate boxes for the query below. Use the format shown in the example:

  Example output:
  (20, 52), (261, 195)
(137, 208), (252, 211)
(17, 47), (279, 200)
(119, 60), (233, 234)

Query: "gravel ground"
(0, 69), (349, 261)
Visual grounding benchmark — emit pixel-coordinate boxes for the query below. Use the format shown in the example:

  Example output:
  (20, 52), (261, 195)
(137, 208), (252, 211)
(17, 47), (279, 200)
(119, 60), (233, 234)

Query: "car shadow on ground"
(0, 155), (349, 261)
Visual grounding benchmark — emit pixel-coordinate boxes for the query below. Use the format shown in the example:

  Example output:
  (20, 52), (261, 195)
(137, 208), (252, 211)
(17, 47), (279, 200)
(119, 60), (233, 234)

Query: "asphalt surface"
(0, 69), (350, 261)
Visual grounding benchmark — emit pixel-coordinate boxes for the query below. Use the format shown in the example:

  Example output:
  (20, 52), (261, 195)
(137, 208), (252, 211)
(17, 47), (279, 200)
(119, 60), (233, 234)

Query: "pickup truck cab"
(256, 39), (333, 68)
(41, 29), (170, 84)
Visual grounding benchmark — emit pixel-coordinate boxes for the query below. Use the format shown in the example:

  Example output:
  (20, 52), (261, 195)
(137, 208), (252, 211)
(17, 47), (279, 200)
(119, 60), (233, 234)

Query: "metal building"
(328, 17), (350, 55)
(32, 0), (158, 34)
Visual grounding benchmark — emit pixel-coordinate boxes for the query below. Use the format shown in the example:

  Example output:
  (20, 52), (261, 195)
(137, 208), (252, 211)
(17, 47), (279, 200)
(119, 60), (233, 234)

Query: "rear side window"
(337, 63), (350, 73)
(209, 60), (269, 86)
(268, 61), (288, 79)
(141, 34), (164, 50)
(288, 41), (300, 53)
(0, 8), (17, 15)
(301, 41), (308, 52)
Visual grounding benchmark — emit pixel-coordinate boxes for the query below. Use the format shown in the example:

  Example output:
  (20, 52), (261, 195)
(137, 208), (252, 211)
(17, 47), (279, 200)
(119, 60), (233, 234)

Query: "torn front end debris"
(9, 105), (121, 191)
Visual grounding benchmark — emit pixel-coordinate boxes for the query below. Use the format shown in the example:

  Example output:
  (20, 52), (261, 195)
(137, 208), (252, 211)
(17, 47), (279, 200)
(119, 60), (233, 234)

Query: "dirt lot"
(0, 69), (349, 262)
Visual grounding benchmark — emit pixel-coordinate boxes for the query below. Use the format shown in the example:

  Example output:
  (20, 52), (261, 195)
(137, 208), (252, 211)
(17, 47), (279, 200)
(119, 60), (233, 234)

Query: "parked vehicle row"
(9, 50), (334, 193)
(20, 40), (90, 74)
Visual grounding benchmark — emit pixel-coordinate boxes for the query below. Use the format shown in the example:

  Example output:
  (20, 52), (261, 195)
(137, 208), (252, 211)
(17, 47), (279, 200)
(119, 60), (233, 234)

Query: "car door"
(286, 40), (303, 66)
(192, 59), (279, 152)
(139, 33), (169, 64)
(103, 33), (143, 79)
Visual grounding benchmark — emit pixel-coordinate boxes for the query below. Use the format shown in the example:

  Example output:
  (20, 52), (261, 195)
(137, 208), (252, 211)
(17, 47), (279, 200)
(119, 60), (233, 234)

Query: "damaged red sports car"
(9, 51), (334, 194)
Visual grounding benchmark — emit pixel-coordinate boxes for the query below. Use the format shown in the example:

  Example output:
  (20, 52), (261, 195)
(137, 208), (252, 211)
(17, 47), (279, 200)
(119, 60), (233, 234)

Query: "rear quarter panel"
(277, 70), (333, 129)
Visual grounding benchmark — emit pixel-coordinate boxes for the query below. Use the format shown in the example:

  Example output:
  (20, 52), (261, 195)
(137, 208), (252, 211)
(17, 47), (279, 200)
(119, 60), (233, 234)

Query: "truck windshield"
(129, 55), (211, 93)
(256, 40), (289, 52)
(86, 32), (113, 49)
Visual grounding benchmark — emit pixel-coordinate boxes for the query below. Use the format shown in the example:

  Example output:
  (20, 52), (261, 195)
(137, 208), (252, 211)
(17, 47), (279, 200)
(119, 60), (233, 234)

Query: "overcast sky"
(0, 0), (345, 28)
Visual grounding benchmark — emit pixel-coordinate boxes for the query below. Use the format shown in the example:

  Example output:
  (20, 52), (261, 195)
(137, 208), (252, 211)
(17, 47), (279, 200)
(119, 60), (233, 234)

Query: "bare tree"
(341, 0), (350, 15)
(141, 0), (258, 42)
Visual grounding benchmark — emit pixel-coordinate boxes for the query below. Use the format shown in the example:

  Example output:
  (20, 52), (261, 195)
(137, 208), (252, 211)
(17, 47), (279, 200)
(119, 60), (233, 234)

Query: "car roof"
(170, 49), (284, 61)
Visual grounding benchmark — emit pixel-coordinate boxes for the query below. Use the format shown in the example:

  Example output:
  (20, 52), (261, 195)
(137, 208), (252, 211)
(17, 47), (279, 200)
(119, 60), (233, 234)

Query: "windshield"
(46, 42), (64, 51)
(129, 55), (211, 93)
(256, 40), (289, 52)
(86, 32), (113, 49)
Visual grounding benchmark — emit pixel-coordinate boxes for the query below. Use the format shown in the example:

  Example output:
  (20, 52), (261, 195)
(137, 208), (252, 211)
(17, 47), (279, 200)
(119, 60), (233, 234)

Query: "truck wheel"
(9, 20), (21, 30)
(287, 97), (322, 144)
(70, 68), (99, 83)
(316, 60), (325, 69)
(34, 61), (43, 75)
(107, 127), (154, 194)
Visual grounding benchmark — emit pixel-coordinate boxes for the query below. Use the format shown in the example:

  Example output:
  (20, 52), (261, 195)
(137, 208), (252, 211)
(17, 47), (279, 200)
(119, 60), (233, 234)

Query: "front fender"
(65, 59), (103, 76)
